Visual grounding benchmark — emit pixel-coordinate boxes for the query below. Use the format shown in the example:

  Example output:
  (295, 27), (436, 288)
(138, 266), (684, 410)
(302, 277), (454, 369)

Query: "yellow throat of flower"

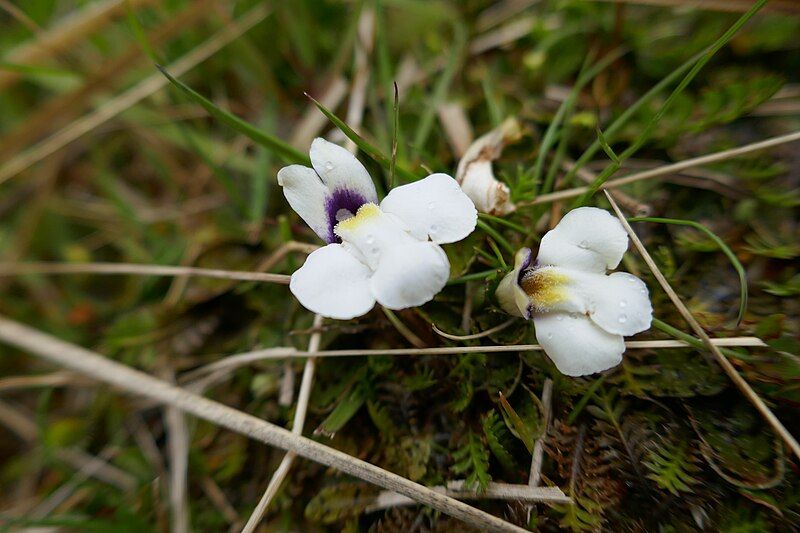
(520, 267), (569, 312)
(335, 203), (381, 232)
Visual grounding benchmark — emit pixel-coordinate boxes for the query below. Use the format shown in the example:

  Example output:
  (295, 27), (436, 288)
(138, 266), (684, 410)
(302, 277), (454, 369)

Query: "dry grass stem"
(591, 0), (800, 13)
(191, 336), (767, 378)
(0, 3), (272, 185)
(564, 159), (651, 216)
(526, 131), (800, 205)
(438, 102), (475, 157)
(165, 373), (191, 533)
(0, 400), (135, 493)
(0, 0), (160, 90)
(290, 78), (349, 148)
(0, 371), (84, 392)
(369, 481), (569, 512)
(0, 262), (290, 284)
(0, 315), (528, 533)
(201, 476), (241, 528)
(242, 315), (324, 533)
(529, 379), (553, 488)
(476, 0), (542, 32)
(470, 16), (536, 55)
(605, 191), (800, 460)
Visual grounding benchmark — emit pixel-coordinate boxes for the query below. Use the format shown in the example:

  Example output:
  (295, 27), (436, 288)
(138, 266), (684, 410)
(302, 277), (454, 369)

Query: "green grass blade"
(574, 0), (768, 206)
(532, 48), (625, 192)
(651, 318), (754, 362)
(306, 92), (418, 184)
(158, 66), (309, 165)
(629, 216), (748, 326)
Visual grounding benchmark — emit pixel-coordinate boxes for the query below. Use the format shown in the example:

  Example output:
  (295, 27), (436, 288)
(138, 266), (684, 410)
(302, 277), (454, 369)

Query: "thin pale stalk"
(0, 315), (526, 533)
(191, 337), (766, 378)
(604, 191), (800, 460)
(369, 481), (569, 512)
(0, 262), (290, 284)
(524, 130), (800, 205)
(0, 3), (272, 185)
(529, 379), (553, 488)
(242, 315), (324, 532)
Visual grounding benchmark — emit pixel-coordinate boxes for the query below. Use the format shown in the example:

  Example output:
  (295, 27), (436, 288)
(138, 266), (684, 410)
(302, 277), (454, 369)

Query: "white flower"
(496, 207), (653, 376)
(278, 138), (478, 320)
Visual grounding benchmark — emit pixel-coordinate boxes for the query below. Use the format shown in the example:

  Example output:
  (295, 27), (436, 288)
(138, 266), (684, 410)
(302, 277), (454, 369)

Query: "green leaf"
(629, 216), (748, 324)
(305, 482), (379, 524)
(315, 385), (367, 437)
(158, 66), (308, 165)
(306, 92), (418, 184)
(451, 430), (491, 492)
(573, 0), (769, 205)
(498, 390), (542, 453)
(482, 411), (517, 472)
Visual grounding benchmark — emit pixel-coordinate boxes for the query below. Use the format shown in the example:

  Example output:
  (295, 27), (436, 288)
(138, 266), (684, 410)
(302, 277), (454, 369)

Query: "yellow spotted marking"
(335, 203), (381, 233)
(520, 268), (569, 311)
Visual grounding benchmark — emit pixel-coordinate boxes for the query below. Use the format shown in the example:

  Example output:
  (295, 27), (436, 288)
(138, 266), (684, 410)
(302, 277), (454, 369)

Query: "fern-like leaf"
(451, 430), (491, 492)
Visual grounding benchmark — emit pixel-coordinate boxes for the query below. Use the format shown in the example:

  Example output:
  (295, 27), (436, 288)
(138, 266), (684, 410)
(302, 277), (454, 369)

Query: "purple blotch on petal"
(324, 188), (370, 243)
(516, 247), (533, 286)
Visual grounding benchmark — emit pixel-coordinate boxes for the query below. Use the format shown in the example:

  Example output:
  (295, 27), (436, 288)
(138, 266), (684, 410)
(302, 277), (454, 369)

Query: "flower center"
(519, 267), (569, 312)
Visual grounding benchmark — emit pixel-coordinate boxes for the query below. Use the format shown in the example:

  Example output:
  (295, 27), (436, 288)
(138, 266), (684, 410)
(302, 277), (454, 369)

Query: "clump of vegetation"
(0, 1), (798, 531)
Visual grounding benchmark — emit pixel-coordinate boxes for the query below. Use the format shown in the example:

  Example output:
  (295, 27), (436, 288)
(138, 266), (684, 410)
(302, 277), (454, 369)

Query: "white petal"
(289, 244), (375, 319)
(334, 203), (417, 270)
(277, 165), (333, 242)
(310, 138), (378, 204)
(575, 271), (653, 336)
(533, 312), (624, 376)
(523, 267), (653, 336)
(537, 207), (628, 272)
(380, 173), (477, 244)
(370, 242), (450, 309)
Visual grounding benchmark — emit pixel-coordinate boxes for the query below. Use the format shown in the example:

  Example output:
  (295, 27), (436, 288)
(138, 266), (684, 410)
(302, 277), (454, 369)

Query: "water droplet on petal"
(324, 161), (334, 171)
(619, 300), (627, 308)
(628, 277), (637, 283)
(430, 224), (438, 234)
(546, 333), (553, 339)
(365, 235), (375, 244)
(578, 240), (589, 249)
(428, 201), (436, 210)
(640, 288), (647, 294)
(618, 314), (628, 324)
(371, 247), (380, 255)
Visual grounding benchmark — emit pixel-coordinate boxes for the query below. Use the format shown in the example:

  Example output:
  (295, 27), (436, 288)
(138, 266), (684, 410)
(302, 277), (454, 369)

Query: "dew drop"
(324, 161), (334, 171)
(640, 288), (647, 294)
(428, 201), (436, 210)
(578, 240), (589, 249)
(546, 333), (553, 340)
(430, 224), (438, 234)
(365, 234), (375, 244)
(618, 314), (628, 324)
(619, 300), (627, 308)
(371, 247), (380, 255)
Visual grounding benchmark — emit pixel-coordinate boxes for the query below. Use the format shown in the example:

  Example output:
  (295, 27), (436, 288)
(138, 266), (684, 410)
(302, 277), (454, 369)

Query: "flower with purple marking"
(278, 138), (477, 319)
(495, 207), (653, 376)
